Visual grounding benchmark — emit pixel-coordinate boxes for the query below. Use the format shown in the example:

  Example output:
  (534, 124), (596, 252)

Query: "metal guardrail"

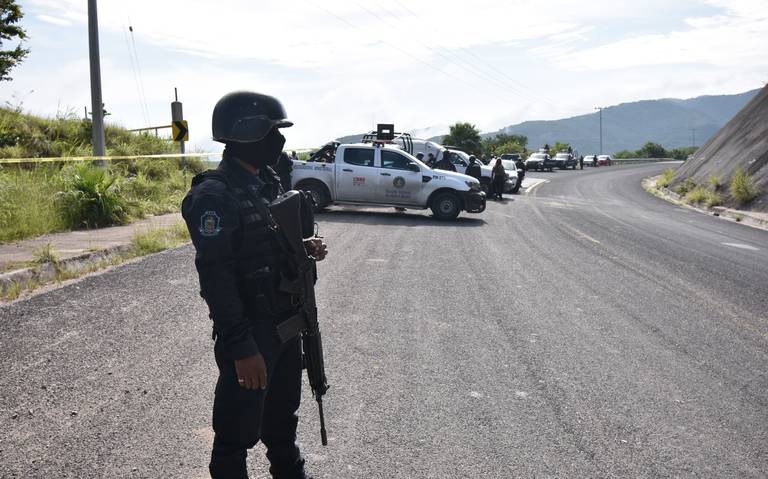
(611, 157), (678, 165)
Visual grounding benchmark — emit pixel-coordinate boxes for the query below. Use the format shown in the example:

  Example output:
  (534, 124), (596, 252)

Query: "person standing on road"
(276, 151), (294, 192)
(182, 91), (328, 479)
(491, 158), (506, 200)
(579, 155), (584, 170)
(435, 151), (457, 172)
(466, 156), (482, 181)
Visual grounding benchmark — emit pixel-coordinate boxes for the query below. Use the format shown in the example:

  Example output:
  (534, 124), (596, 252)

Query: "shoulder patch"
(199, 211), (223, 237)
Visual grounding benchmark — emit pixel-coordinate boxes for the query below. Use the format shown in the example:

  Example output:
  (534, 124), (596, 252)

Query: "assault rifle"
(268, 190), (329, 446)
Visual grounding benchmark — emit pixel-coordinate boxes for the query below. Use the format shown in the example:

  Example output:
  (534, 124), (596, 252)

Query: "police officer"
(182, 91), (327, 479)
(434, 151), (456, 172)
(465, 155), (482, 180)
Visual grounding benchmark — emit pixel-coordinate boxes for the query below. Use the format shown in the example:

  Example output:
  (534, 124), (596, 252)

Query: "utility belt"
(237, 265), (306, 342)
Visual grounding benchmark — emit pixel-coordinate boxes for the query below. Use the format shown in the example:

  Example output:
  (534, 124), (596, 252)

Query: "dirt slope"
(672, 85), (768, 211)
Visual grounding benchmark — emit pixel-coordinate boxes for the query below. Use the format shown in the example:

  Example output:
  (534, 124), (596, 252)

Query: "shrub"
(32, 243), (60, 264)
(706, 174), (723, 191)
(730, 168), (759, 205)
(675, 178), (696, 195)
(704, 190), (722, 207)
(56, 164), (130, 228)
(657, 168), (676, 188)
(685, 186), (707, 204)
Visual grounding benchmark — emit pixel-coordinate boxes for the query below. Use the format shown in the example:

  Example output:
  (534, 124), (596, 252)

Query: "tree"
(551, 141), (571, 154)
(442, 122), (482, 156)
(638, 142), (667, 158)
(480, 133), (528, 157)
(0, 0), (28, 82)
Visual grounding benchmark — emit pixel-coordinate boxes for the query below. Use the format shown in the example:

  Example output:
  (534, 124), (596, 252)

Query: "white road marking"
(524, 178), (549, 195)
(722, 242), (760, 251)
(566, 226), (601, 244)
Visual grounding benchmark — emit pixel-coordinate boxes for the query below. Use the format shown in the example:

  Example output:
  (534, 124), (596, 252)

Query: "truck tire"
(298, 181), (330, 213)
(430, 192), (461, 220)
(511, 180), (521, 194)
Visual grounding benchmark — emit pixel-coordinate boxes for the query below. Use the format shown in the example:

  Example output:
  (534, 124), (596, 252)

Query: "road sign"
(172, 120), (189, 142)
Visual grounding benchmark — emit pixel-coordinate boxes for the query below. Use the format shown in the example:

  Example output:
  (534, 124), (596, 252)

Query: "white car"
(291, 143), (486, 220)
(583, 155), (598, 167)
(497, 159), (522, 193)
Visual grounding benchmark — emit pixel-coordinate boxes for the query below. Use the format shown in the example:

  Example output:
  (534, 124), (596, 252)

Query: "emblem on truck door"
(393, 176), (406, 188)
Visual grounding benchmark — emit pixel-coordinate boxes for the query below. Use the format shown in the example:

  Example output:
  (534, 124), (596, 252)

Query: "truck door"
(378, 149), (423, 205)
(336, 147), (377, 202)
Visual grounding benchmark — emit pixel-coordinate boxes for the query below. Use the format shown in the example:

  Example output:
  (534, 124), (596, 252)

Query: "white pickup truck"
(290, 143), (486, 220)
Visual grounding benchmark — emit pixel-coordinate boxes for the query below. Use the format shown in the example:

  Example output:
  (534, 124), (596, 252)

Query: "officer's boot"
(209, 441), (249, 479)
(269, 457), (313, 479)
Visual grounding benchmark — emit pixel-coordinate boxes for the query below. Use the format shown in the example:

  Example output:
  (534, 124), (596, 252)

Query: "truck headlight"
(466, 181), (481, 191)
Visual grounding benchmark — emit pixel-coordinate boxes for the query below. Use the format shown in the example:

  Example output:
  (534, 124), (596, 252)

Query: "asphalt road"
(1, 163), (766, 478)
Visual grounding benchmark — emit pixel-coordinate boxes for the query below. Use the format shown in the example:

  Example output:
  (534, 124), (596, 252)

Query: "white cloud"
(10, 0), (768, 149)
(551, 0), (768, 70)
(36, 14), (72, 26)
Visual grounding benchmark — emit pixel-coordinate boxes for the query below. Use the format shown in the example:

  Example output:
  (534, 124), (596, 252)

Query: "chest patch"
(199, 211), (223, 237)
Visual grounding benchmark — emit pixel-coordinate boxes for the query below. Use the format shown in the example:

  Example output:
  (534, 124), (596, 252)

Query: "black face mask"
(225, 129), (286, 169)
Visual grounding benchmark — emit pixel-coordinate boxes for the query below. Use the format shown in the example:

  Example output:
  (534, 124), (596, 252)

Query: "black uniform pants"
(210, 322), (305, 479)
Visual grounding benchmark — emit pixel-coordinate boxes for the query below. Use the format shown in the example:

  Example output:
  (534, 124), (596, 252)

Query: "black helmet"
(212, 91), (293, 143)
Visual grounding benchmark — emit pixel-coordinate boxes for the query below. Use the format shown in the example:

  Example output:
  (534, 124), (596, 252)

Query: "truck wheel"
(511, 181), (521, 194)
(431, 192), (461, 220)
(300, 182), (330, 213)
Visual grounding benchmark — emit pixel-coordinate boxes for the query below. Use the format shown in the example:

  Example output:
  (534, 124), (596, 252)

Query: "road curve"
(1, 163), (766, 478)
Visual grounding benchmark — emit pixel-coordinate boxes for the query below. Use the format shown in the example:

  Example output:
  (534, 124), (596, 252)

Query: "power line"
(127, 22), (152, 126)
(351, 0), (541, 106)
(301, 0), (522, 106)
(374, 2), (561, 109)
(122, 24), (150, 126)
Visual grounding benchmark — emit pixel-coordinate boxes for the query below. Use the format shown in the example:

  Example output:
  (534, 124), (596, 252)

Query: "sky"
(1, 0), (767, 152)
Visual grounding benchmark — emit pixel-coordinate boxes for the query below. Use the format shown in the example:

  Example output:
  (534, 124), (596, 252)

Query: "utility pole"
(88, 0), (106, 158)
(595, 107), (604, 155)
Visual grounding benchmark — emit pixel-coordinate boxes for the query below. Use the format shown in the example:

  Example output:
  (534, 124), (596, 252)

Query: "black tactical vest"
(192, 167), (296, 318)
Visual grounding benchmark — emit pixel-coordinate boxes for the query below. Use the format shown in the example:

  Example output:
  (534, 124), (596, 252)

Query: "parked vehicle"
(554, 152), (577, 169)
(583, 155), (598, 167)
(291, 142), (486, 220)
(443, 149), (516, 193)
(500, 153), (525, 184)
(525, 152), (554, 172)
(498, 159), (522, 193)
(597, 155), (613, 166)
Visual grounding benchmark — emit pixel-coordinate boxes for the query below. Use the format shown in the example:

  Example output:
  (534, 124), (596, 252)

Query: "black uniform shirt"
(182, 155), (276, 360)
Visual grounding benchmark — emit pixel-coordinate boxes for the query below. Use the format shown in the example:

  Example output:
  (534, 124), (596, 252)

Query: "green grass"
(656, 168), (676, 188)
(684, 186), (722, 207)
(32, 243), (60, 264)
(730, 168), (759, 205)
(1, 223), (192, 302)
(675, 178), (697, 196)
(0, 107), (176, 159)
(0, 160), (197, 243)
(0, 107), (201, 243)
(130, 222), (190, 256)
(706, 174), (724, 191)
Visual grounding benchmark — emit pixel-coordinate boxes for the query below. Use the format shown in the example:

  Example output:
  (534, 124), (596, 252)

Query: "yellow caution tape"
(0, 152), (223, 165)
